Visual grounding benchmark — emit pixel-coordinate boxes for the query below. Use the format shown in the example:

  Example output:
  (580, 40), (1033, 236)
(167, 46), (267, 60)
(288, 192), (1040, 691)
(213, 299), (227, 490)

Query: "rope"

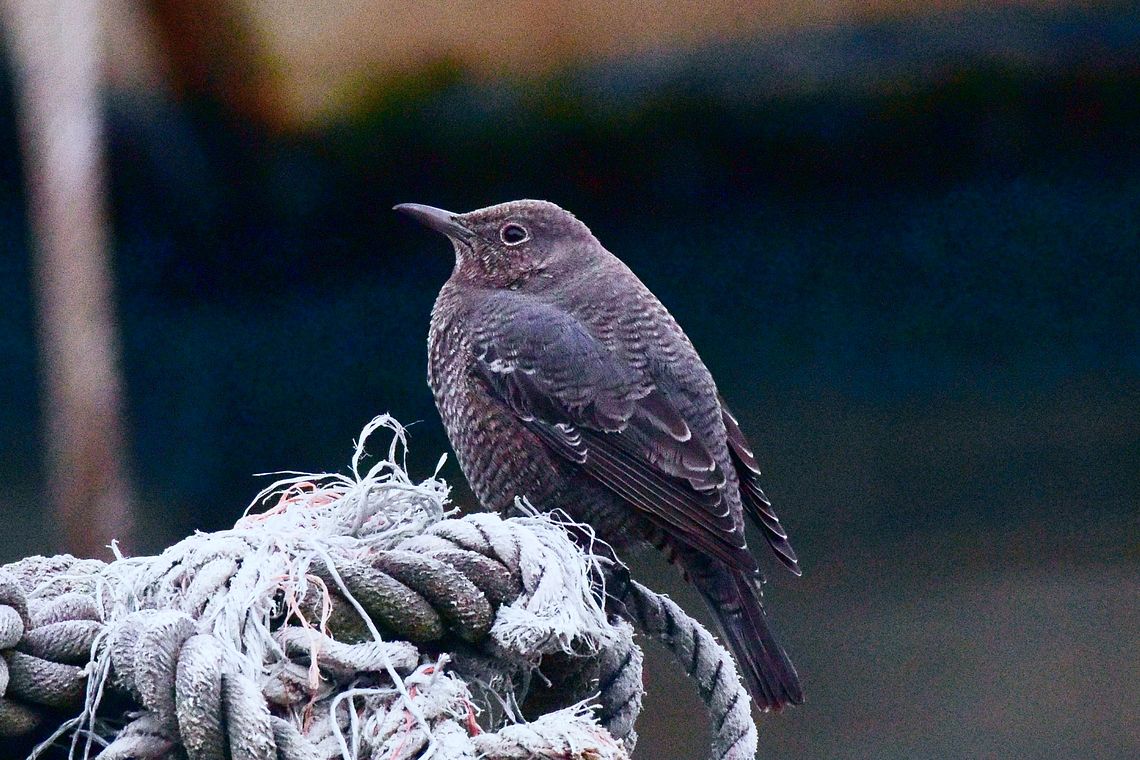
(617, 581), (759, 760)
(0, 416), (759, 759)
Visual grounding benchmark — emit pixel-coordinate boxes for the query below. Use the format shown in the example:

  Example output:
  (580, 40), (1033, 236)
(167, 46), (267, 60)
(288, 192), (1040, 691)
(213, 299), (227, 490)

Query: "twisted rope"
(616, 581), (759, 760)
(0, 416), (759, 760)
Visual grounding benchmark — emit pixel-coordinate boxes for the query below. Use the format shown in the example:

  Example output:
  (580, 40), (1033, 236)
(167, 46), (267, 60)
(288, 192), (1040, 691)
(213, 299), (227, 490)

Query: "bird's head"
(394, 199), (597, 290)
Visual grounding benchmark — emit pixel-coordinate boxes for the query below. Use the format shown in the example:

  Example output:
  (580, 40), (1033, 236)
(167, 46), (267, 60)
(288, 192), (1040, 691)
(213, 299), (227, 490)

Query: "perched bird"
(395, 199), (803, 711)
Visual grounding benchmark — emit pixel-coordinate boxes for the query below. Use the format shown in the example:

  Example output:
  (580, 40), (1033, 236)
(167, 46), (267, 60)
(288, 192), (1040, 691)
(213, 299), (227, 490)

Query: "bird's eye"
(500, 223), (529, 246)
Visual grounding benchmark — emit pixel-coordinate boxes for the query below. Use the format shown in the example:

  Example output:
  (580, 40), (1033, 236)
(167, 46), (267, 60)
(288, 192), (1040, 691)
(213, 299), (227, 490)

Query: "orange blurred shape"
(138, 0), (1072, 131)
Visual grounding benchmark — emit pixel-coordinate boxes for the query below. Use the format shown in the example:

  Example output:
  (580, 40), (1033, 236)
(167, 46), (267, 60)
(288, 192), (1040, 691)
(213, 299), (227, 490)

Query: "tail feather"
(701, 569), (803, 711)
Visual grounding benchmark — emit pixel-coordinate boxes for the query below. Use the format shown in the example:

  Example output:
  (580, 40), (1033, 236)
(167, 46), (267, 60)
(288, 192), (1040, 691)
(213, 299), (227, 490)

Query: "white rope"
(2, 416), (644, 760)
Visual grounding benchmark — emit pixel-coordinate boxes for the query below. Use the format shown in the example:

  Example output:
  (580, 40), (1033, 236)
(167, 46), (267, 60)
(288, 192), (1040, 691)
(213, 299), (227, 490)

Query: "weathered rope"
(0, 416), (758, 760)
(616, 581), (759, 760)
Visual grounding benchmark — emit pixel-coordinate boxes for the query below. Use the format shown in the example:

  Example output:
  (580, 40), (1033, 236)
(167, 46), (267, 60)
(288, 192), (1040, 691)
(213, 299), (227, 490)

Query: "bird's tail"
(696, 565), (804, 711)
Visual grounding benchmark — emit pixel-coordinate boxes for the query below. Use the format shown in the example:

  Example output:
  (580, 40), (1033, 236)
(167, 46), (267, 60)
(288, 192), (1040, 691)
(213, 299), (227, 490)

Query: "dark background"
(1, 3), (1137, 757)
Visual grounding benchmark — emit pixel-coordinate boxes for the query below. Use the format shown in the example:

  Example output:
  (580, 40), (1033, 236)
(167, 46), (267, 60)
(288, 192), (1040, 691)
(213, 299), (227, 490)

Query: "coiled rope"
(0, 416), (758, 759)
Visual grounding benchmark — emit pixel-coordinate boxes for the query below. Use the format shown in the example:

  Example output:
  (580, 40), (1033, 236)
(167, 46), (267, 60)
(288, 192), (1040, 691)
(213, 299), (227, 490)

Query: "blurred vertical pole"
(1, 0), (135, 556)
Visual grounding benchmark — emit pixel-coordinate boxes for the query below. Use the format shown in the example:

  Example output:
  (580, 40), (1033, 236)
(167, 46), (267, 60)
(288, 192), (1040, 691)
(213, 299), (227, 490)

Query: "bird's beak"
(393, 203), (473, 241)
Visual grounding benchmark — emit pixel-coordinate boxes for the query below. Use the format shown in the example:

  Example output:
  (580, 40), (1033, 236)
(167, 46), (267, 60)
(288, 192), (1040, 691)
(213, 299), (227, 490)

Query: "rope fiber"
(0, 416), (758, 759)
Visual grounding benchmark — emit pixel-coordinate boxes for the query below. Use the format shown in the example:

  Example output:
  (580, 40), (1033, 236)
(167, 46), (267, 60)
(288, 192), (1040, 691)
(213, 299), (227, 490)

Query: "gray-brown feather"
(417, 198), (803, 710)
(430, 260), (751, 565)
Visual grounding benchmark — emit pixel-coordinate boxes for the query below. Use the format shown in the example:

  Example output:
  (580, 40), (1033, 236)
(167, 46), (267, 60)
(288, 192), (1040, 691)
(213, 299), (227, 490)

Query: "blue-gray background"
(1, 4), (1137, 758)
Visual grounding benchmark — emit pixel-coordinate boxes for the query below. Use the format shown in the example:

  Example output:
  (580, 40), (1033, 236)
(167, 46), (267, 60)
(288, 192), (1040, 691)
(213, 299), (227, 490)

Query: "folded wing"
(471, 296), (755, 572)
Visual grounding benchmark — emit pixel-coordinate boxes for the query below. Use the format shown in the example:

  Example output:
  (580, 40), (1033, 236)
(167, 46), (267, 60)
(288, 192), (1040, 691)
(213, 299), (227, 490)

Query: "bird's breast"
(429, 301), (565, 515)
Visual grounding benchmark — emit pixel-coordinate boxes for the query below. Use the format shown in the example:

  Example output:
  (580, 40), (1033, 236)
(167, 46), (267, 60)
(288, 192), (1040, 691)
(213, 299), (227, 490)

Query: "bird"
(394, 199), (803, 711)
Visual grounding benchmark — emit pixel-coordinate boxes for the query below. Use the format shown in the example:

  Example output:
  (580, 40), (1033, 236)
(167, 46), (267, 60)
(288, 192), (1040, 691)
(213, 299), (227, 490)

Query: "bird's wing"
(471, 297), (755, 572)
(719, 398), (800, 575)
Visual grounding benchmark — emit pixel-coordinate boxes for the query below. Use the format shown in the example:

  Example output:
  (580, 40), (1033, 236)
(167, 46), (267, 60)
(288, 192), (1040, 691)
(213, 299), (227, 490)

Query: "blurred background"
(0, 0), (1137, 757)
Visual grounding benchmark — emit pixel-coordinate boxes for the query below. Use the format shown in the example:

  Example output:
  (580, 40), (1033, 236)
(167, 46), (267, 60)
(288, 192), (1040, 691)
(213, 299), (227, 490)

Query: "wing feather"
(472, 297), (755, 572)
(720, 400), (800, 575)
